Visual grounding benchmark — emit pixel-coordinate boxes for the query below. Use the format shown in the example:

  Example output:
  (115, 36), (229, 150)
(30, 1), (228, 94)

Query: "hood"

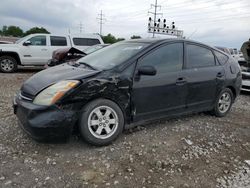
(21, 63), (100, 96)
(0, 43), (19, 48)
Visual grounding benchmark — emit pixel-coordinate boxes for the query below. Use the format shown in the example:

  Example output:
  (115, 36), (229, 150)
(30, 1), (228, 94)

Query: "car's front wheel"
(0, 56), (18, 73)
(79, 99), (124, 146)
(212, 88), (234, 117)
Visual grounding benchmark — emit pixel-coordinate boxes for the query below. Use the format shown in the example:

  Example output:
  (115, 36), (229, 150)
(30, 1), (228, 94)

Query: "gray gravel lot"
(0, 71), (250, 188)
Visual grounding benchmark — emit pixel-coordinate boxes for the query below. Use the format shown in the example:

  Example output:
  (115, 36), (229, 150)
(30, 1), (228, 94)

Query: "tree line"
(102, 34), (141, 44)
(0, 25), (142, 44)
(0, 25), (50, 37)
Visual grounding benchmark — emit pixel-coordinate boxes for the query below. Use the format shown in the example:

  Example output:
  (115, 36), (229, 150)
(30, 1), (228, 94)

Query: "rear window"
(50, 36), (67, 46)
(73, 38), (101, 46)
(186, 44), (215, 68)
(214, 51), (229, 65)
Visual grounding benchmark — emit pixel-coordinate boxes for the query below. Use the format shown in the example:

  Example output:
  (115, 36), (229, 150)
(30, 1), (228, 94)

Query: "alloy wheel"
(1, 59), (14, 72)
(87, 106), (119, 139)
(218, 92), (232, 114)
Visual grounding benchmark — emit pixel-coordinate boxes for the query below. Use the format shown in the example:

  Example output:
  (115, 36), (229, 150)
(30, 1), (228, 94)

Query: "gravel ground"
(0, 71), (250, 188)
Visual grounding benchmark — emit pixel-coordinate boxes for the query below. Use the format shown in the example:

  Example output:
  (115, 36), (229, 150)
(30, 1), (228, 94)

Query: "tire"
(0, 56), (18, 73)
(79, 99), (124, 146)
(212, 88), (234, 117)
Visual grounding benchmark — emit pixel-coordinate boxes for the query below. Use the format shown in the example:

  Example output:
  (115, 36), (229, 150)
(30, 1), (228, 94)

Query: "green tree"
(25, 27), (50, 36)
(117, 38), (125, 42)
(102, 33), (117, 44)
(130, 35), (141, 39)
(102, 34), (126, 44)
(1, 25), (23, 37)
(2, 26), (7, 35)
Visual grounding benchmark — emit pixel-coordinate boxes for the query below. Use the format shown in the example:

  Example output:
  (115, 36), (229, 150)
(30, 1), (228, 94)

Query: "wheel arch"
(80, 96), (129, 126)
(226, 85), (236, 101)
(0, 52), (21, 65)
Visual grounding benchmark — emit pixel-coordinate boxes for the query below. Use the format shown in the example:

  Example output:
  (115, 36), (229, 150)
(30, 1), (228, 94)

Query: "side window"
(186, 44), (215, 68)
(73, 38), (88, 46)
(88, 39), (101, 45)
(50, 36), (67, 46)
(73, 38), (100, 46)
(28, 35), (46, 46)
(214, 51), (229, 65)
(138, 43), (183, 74)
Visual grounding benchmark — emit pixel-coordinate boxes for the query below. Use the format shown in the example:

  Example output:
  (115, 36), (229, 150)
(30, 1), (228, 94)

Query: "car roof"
(123, 38), (219, 50)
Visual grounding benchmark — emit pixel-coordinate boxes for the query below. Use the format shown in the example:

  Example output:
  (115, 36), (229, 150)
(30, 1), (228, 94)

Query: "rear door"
(132, 42), (187, 121)
(49, 36), (69, 59)
(183, 43), (225, 110)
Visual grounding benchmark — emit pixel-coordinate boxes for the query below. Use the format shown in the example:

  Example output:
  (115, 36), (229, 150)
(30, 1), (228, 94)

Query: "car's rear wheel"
(0, 56), (18, 73)
(79, 99), (124, 146)
(212, 88), (233, 117)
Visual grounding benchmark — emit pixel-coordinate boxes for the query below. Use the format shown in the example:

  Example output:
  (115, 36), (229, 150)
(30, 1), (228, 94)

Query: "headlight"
(33, 80), (80, 106)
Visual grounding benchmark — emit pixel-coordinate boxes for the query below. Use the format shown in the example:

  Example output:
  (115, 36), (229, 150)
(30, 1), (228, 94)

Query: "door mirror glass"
(23, 41), (31, 46)
(138, 65), (156, 76)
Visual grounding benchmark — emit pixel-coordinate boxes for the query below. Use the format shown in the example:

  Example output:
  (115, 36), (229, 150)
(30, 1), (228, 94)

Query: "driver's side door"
(131, 42), (187, 122)
(20, 35), (50, 65)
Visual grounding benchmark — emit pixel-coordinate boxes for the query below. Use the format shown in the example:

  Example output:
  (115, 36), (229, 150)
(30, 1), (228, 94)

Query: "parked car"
(228, 48), (246, 66)
(46, 44), (109, 68)
(13, 39), (242, 146)
(240, 39), (250, 92)
(0, 33), (104, 72)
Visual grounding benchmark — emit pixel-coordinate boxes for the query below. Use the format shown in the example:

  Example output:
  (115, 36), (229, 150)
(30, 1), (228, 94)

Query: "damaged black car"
(13, 39), (242, 146)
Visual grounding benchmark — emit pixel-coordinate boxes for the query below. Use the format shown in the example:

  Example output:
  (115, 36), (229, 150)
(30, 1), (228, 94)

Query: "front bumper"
(241, 72), (250, 92)
(241, 80), (250, 92)
(13, 94), (78, 141)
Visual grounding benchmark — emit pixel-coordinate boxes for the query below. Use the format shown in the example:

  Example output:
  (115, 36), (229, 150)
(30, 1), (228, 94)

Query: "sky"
(0, 0), (249, 49)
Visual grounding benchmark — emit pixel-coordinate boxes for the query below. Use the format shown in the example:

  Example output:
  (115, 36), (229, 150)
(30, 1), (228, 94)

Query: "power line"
(176, 12), (250, 23)
(160, 0), (248, 11)
(178, 14), (250, 25)
(97, 10), (106, 36)
(148, 0), (163, 37)
(165, 3), (249, 19)
(111, 0), (248, 21)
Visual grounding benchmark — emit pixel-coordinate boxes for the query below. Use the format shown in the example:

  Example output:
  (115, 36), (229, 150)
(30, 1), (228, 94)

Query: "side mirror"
(23, 41), (31, 46)
(138, 65), (156, 76)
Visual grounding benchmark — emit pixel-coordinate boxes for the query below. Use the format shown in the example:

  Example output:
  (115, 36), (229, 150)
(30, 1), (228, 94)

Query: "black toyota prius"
(13, 39), (242, 146)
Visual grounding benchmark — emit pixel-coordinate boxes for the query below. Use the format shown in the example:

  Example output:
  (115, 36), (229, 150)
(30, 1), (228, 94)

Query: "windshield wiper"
(79, 62), (97, 70)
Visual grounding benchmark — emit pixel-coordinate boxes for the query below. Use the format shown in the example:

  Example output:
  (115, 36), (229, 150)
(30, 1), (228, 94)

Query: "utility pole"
(79, 22), (83, 33)
(97, 10), (106, 36)
(148, 0), (163, 37)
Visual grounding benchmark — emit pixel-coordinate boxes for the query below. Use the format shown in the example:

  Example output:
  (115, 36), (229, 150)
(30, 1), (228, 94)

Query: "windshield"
(84, 45), (104, 54)
(15, 35), (30, 44)
(76, 42), (149, 70)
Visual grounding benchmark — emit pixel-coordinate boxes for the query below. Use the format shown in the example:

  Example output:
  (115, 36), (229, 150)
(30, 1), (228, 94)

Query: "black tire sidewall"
(79, 99), (124, 146)
(0, 56), (18, 73)
(213, 88), (233, 117)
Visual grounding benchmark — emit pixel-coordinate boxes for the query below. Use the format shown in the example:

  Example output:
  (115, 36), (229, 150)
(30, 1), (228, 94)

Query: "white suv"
(0, 33), (104, 72)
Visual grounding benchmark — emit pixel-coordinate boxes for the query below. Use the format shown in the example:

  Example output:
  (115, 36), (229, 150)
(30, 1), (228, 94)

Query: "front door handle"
(41, 49), (48, 51)
(176, 77), (187, 85)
